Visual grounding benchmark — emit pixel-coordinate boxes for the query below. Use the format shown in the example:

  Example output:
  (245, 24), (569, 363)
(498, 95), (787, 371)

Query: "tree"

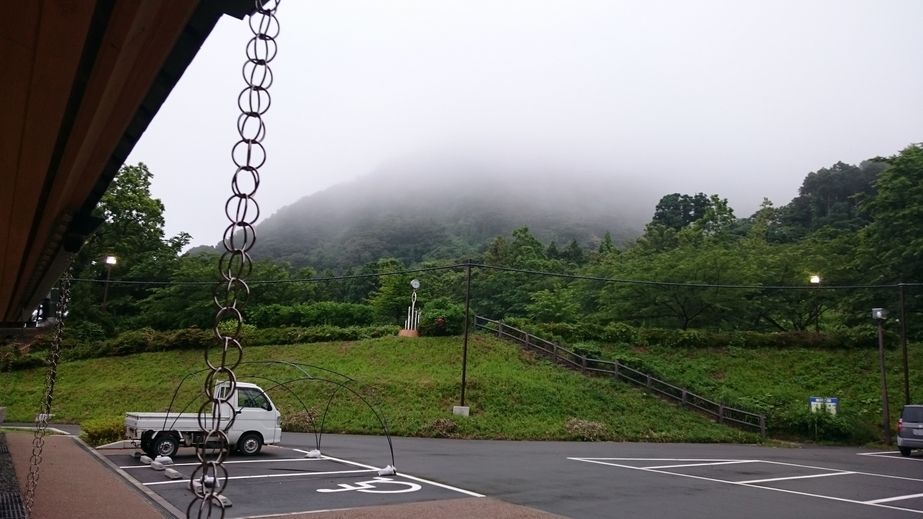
(562, 239), (586, 266)
(651, 193), (711, 230)
(857, 144), (923, 337)
(860, 144), (923, 283)
(776, 160), (886, 240)
(595, 239), (756, 330)
(367, 258), (413, 324)
(71, 163), (190, 330)
(597, 232), (616, 254)
(526, 285), (579, 323)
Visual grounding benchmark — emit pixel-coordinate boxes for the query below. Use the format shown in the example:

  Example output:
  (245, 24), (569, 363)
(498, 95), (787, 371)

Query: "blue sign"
(809, 396), (838, 415)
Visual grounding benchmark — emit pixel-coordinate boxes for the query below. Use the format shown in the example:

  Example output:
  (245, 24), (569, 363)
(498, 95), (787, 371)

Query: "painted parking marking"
(120, 457), (328, 469)
(109, 444), (486, 517)
(645, 460), (759, 470)
(144, 467), (377, 486)
(316, 477), (422, 494)
(858, 451), (923, 462)
(736, 471), (856, 485)
(570, 457), (923, 515)
(867, 493), (923, 505)
(319, 453), (485, 498)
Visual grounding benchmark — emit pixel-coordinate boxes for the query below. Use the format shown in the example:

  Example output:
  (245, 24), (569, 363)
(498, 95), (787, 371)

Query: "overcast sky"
(126, 0), (923, 248)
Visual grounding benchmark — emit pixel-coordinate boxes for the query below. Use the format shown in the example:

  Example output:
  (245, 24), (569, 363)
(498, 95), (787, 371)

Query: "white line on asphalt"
(866, 493), (923, 505)
(569, 458), (923, 515)
(120, 457), (325, 469)
(758, 460), (923, 482)
(858, 451), (900, 456)
(320, 454), (485, 498)
(579, 458), (750, 462)
(144, 468), (376, 486)
(857, 452), (923, 462)
(645, 460), (759, 470)
(737, 471), (856, 485)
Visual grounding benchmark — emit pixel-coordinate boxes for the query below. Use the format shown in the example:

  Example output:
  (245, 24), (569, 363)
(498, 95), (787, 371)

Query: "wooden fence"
(474, 316), (766, 438)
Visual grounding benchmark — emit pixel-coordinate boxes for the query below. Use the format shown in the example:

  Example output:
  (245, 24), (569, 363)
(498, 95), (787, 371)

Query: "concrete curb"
(0, 425), (71, 435)
(97, 439), (138, 449)
(75, 435), (184, 518)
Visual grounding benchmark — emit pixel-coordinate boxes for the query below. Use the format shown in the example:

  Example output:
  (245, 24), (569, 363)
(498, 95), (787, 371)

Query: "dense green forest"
(49, 144), (923, 343)
(189, 161), (649, 271)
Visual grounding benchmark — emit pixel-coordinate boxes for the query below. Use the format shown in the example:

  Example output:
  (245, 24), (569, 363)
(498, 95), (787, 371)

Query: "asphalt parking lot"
(105, 444), (481, 518)
(102, 432), (923, 519)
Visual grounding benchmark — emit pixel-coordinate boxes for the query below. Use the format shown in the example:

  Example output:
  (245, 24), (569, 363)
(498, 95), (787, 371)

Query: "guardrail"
(474, 316), (766, 438)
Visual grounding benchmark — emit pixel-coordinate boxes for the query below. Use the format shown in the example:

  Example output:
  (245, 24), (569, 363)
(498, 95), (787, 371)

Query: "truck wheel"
(900, 447), (912, 457)
(153, 434), (178, 458)
(237, 433), (262, 456)
(140, 430), (155, 457)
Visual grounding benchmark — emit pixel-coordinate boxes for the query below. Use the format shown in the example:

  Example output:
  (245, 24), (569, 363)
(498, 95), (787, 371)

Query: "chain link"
(22, 268), (71, 517)
(188, 1), (279, 517)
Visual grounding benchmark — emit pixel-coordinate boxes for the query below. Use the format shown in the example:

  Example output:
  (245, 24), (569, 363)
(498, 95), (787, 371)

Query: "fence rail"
(474, 316), (766, 438)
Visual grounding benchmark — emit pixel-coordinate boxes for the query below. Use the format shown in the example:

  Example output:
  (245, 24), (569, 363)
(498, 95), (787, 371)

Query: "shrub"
(80, 416), (126, 447)
(770, 407), (854, 442)
(499, 318), (892, 351)
(250, 302), (375, 328)
(418, 297), (468, 336)
(423, 418), (458, 438)
(107, 328), (156, 356)
(70, 321), (108, 343)
(280, 409), (320, 432)
(564, 418), (608, 441)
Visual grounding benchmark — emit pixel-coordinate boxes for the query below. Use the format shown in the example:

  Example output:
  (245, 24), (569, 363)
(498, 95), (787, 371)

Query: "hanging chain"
(23, 268), (72, 517)
(188, 1), (279, 517)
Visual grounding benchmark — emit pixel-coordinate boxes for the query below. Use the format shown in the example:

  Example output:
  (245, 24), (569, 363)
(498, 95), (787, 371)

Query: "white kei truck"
(125, 381), (282, 458)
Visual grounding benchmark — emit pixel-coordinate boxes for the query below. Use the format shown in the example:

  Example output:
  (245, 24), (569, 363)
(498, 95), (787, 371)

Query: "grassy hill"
(3, 334), (754, 443)
(5, 331), (916, 445)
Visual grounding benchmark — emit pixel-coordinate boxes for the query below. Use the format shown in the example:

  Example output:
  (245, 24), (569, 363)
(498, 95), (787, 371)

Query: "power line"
(70, 262), (923, 290)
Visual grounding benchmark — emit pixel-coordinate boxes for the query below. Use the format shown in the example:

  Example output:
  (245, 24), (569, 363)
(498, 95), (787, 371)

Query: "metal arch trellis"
(189, 1), (280, 517)
(22, 267), (72, 518)
(158, 361), (397, 469)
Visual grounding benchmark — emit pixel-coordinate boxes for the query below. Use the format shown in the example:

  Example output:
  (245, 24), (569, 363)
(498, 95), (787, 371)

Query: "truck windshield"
(239, 388), (272, 411)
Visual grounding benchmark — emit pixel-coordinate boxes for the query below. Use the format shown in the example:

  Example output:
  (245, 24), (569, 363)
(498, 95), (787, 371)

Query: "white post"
(410, 291), (417, 329)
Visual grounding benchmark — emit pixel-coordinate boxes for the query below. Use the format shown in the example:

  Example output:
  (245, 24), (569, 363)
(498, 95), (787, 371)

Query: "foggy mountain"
(193, 157), (657, 272)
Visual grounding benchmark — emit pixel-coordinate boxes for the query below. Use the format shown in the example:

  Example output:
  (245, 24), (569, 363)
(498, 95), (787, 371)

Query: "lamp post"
(101, 255), (117, 312)
(872, 308), (891, 445)
(810, 275), (821, 332)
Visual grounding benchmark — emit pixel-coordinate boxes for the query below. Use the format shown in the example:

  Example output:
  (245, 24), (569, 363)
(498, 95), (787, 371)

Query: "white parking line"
(319, 454), (485, 498)
(867, 493), (923, 505)
(570, 457), (923, 515)
(646, 460), (759, 470)
(144, 468), (376, 486)
(738, 471), (856, 485)
(120, 457), (325, 469)
(858, 451), (923, 462)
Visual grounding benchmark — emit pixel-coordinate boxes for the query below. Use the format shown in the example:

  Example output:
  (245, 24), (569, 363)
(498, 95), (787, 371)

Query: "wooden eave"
(0, 0), (256, 326)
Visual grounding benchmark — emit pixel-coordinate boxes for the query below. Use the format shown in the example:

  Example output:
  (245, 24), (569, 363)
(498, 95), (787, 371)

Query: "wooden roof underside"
(0, 0), (255, 326)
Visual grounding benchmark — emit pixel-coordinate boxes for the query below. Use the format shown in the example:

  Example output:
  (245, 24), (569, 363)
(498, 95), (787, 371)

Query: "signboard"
(809, 396), (838, 415)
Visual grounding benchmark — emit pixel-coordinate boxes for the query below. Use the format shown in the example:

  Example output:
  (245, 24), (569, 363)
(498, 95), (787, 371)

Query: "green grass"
(0, 334), (756, 443)
(595, 341), (923, 443)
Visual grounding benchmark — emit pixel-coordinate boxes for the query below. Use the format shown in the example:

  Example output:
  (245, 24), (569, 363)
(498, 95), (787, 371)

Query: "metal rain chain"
(23, 268), (72, 517)
(188, 1), (279, 517)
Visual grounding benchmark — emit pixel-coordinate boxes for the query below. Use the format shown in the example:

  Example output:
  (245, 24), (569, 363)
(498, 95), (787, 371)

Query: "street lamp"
(101, 256), (117, 312)
(872, 308), (891, 445)
(809, 275), (821, 332)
